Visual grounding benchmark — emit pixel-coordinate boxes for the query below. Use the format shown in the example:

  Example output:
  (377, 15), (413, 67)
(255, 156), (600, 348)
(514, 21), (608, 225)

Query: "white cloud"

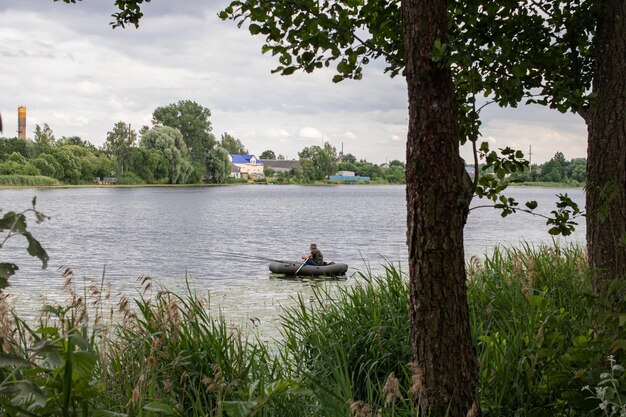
(0, 0), (587, 164)
(298, 127), (323, 140)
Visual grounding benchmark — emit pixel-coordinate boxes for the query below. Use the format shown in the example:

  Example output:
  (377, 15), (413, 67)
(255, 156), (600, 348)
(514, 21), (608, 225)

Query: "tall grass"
(468, 244), (599, 416)
(102, 277), (305, 417)
(278, 264), (415, 416)
(0, 175), (60, 186)
(1, 245), (623, 416)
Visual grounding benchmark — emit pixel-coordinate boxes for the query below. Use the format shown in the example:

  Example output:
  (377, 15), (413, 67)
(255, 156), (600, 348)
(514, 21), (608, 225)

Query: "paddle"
(294, 257), (309, 276)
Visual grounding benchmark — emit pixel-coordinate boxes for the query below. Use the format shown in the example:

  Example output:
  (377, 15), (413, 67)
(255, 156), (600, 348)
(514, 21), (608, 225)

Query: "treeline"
(260, 142), (406, 184)
(0, 100), (404, 186)
(0, 101), (234, 185)
(509, 152), (586, 185)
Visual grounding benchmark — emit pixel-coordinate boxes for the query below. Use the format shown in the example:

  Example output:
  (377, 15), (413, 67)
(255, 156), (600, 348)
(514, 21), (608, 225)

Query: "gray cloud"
(0, 1), (585, 164)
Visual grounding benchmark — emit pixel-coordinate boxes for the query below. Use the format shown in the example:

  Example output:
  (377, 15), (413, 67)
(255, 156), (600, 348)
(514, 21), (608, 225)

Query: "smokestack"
(18, 106), (26, 139)
(0, 112), (3, 134)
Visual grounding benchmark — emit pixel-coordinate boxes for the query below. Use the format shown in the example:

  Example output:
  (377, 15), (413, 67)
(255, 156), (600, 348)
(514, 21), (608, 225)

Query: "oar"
(294, 258), (308, 276)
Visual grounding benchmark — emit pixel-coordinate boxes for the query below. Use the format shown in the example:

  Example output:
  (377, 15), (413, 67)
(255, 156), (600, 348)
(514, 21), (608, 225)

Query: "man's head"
(310, 243), (317, 251)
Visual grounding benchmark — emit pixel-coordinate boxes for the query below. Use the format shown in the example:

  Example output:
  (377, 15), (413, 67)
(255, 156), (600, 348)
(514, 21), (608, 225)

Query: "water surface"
(0, 185), (585, 335)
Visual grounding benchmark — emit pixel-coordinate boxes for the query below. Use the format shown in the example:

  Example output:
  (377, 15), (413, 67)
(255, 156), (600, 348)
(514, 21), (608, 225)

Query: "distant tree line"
(261, 142), (405, 184)
(1, 104), (405, 186)
(508, 152), (586, 185)
(0, 101), (239, 185)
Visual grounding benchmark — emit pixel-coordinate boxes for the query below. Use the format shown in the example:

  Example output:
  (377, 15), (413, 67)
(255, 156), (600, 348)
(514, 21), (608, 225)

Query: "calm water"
(0, 185), (584, 335)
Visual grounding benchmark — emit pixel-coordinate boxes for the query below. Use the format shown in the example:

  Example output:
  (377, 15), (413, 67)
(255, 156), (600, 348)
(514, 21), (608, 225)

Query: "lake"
(0, 185), (585, 336)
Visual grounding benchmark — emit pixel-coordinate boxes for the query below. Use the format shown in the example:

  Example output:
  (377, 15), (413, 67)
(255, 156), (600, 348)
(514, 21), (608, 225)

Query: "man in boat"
(302, 243), (323, 266)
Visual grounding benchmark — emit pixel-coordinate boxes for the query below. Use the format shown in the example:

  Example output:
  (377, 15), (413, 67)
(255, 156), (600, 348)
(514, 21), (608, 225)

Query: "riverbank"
(510, 181), (584, 188)
(0, 179), (586, 189)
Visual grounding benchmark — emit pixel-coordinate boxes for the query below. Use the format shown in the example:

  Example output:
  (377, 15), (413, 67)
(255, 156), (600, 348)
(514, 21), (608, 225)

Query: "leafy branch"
(470, 142), (583, 236)
(0, 198), (50, 291)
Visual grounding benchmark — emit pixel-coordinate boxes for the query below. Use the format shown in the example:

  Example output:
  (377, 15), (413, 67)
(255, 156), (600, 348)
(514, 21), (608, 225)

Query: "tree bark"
(587, 0), (626, 301)
(402, 0), (480, 416)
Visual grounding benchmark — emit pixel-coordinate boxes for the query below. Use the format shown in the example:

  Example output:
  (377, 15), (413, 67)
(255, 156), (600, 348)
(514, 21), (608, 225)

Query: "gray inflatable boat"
(269, 261), (349, 277)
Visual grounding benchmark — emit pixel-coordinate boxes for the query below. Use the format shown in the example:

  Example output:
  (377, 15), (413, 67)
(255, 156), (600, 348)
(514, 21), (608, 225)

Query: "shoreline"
(0, 181), (585, 190)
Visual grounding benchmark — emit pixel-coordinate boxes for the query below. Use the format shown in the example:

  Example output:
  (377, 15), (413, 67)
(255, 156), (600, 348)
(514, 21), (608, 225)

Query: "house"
(260, 159), (301, 174)
(230, 165), (242, 179)
(228, 154), (264, 179)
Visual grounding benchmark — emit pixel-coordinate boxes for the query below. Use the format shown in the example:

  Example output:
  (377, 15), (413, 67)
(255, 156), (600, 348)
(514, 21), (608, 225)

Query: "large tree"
(151, 100), (216, 163)
(259, 149), (276, 159)
(216, 0), (623, 301)
(447, 0), (625, 300)
(298, 142), (339, 179)
(140, 126), (193, 184)
(586, 0), (626, 299)
(104, 121), (136, 174)
(33, 123), (56, 147)
(220, 132), (248, 154)
(402, 1), (479, 414)
(64, 0), (482, 413)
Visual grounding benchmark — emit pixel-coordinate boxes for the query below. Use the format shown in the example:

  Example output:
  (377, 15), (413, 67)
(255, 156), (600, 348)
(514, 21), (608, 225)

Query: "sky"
(0, 1), (587, 164)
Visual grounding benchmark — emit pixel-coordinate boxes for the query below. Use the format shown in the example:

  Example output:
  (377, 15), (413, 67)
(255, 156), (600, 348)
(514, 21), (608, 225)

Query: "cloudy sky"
(0, 1), (586, 164)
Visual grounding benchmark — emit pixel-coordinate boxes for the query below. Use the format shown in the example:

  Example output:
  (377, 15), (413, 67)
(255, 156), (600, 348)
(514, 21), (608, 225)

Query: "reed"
(468, 244), (601, 416)
(277, 263), (415, 416)
(1, 245), (622, 417)
(0, 174), (60, 186)
(100, 276), (306, 417)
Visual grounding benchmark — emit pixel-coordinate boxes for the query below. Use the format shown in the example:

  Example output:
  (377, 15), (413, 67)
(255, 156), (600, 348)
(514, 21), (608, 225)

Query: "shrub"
(0, 175), (59, 186)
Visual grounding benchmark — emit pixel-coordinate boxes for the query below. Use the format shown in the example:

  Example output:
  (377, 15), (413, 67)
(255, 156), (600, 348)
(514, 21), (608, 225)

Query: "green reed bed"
(1, 246), (624, 416)
(0, 175), (60, 186)
(102, 278), (304, 417)
(468, 244), (602, 416)
(277, 264), (415, 416)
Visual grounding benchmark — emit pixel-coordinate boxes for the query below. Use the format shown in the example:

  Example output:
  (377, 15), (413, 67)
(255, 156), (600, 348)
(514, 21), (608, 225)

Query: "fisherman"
(302, 243), (324, 266)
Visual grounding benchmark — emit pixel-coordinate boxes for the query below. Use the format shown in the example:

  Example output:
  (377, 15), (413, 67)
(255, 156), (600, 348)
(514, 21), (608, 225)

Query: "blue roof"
(230, 154), (256, 163)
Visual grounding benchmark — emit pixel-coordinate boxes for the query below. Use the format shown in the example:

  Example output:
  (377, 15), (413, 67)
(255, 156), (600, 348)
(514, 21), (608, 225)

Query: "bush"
(0, 175), (59, 186)
(116, 171), (145, 185)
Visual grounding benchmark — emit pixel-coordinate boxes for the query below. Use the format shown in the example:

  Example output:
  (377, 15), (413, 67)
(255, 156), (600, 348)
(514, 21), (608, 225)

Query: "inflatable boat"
(268, 261), (349, 277)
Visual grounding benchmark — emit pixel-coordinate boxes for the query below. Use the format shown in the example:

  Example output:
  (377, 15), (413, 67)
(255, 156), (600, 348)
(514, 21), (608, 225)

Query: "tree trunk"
(402, 0), (480, 416)
(587, 0), (626, 301)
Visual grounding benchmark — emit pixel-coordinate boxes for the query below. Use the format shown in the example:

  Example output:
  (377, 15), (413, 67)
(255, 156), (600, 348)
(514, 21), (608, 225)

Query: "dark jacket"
(310, 249), (323, 266)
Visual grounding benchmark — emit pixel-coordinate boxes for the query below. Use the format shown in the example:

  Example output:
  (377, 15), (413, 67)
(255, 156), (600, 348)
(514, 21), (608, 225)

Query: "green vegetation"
(0, 117), (403, 187)
(2, 244), (624, 416)
(0, 101), (231, 187)
(509, 152), (586, 186)
(0, 175), (59, 187)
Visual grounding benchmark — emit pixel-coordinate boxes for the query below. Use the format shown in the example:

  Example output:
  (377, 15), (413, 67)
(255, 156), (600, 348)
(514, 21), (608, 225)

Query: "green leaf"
(72, 351), (98, 381)
(222, 400), (258, 417)
(0, 352), (32, 368)
(24, 232), (49, 269)
(619, 313), (626, 327)
(525, 200), (538, 210)
(248, 23), (262, 35)
(0, 211), (20, 231)
(92, 411), (129, 417)
(0, 263), (19, 280)
(143, 402), (176, 414)
(572, 335), (590, 347)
